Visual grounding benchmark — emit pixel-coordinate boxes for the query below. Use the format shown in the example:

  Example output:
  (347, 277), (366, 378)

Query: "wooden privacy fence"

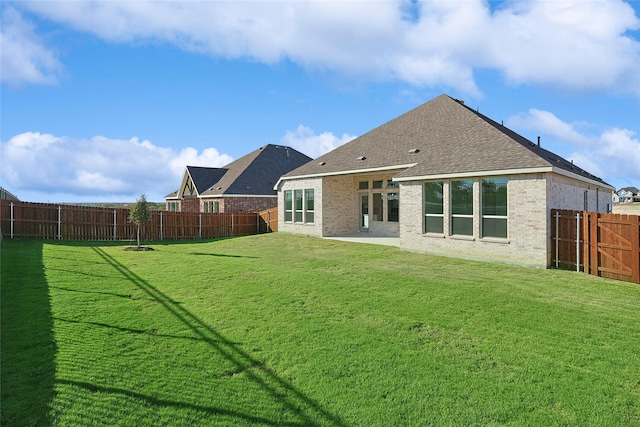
(551, 209), (640, 284)
(0, 201), (278, 241)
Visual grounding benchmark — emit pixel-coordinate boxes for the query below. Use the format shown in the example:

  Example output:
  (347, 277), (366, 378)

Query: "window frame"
(294, 190), (303, 222)
(387, 192), (399, 222)
(284, 190), (293, 222)
(372, 192), (384, 222)
(481, 177), (508, 239)
(450, 179), (474, 236)
(423, 181), (444, 234)
(305, 189), (315, 223)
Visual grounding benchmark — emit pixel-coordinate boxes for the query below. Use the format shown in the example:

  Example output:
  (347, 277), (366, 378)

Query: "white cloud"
(13, 0), (640, 97)
(508, 109), (592, 145)
(169, 147), (233, 177)
(506, 110), (640, 188)
(489, 1), (640, 95)
(0, 132), (233, 201)
(0, 6), (63, 86)
(281, 125), (356, 159)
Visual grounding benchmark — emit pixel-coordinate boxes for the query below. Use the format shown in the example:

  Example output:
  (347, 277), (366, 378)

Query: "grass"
(2, 233), (640, 426)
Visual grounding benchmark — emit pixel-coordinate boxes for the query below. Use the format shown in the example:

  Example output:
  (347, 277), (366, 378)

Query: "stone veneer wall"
(321, 175), (357, 236)
(180, 197), (200, 213)
(399, 173), (549, 267)
(220, 196), (277, 213)
(177, 196), (276, 213)
(547, 173), (612, 213)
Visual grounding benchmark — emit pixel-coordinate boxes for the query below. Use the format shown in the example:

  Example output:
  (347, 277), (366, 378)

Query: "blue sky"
(2, 0), (639, 203)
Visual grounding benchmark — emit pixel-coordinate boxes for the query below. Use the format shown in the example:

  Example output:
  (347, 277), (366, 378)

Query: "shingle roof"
(200, 144), (311, 196)
(281, 94), (610, 187)
(188, 166), (229, 194)
(619, 187), (639, 194)
(167, 144), (312, 198)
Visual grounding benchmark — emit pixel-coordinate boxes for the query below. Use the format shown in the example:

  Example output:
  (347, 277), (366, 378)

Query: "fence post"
(113, 209), (117, 240)
(554, 210), (559, 268)
(231, 213), (234, 237)
(632, 215), (640, 284)
(576, 212), (581, 272)
(257, 212), (260, 234)
(10, 202), (14, 239)
(160, 211), (163, 240)
(583, 213), (589, 275)
(589, 212), (599, 277)
(58, 205), (62, 240)
(199, 213), (202, 239)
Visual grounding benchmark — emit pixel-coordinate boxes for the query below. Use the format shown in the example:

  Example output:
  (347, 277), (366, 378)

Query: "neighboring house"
(615, 187), (640, 203)
(0, 187), (19, 201)
(166, 144), (312, 213)
(276, 94), (613, 268)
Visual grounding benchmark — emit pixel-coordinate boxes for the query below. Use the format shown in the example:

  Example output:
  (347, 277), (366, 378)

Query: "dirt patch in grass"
(123, 246), (154, 251)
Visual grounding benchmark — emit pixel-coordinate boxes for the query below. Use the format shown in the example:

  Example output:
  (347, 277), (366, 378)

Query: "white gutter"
(274, 164), (417, 190)
(393, 167), (553, 182)
(393, 166), (613, 190)
(199, 194), (277, 198)
(550, 167), (615, 190)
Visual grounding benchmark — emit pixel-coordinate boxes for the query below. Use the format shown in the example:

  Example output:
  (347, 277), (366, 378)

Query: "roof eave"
(393, 167), (554, 182)
(393, 166), (614, 190)
(275, 163), (418, 189)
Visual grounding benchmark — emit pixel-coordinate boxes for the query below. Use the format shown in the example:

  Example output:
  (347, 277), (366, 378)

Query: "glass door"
(360, 194), (369, 231)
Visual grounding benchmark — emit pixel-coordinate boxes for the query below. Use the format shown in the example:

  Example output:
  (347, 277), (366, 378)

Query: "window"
(204, 201), (220, 213)
(305, 189), (314, 223)
(372, 180), (384, 189)
(284, 190), (293, 222)
(424, 181), (444, 233)
(167, 201), (179, 212)
(294, 190), (303, 222)
(451, 179), (474, 236)
(387, 193), (399, 222)
(286, 188), (315, 224)
(481, 178), (507, 238)
(372, 193), (384, 221)
(358, 181), (369, 190)
(386, 180), (399, 189)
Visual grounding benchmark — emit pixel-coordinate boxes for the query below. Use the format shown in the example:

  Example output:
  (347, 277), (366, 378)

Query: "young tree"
(129, 194), (151, 249)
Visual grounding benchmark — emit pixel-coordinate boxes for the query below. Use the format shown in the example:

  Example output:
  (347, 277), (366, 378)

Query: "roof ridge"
(453, 99), (607, 184)
(281, 94), (609, 188)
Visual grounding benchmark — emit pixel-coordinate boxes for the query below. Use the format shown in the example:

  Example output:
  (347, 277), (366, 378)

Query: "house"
(0, 187), (19, 201)
(166, 144), (312, 213)
(276, 94), (613, 268)
(614, 187), (640, 204)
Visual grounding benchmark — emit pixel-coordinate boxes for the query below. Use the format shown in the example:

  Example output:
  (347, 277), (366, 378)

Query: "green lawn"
(2, 234), (639, 426)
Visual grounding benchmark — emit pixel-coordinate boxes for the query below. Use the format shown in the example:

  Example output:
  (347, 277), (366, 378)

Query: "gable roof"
(187, 166), (229, 194)
(167, 144), (312, 198)
(280, 94), (611, 188)
(618, 187), (639, 194)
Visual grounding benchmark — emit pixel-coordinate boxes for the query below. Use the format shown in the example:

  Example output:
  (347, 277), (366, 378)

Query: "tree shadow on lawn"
(1, 241), (56, 426)
(90, 247), (346, 426)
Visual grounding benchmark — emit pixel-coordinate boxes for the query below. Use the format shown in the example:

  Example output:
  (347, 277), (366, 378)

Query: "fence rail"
(551, 209), (640, 284)
(0, 201), (278, 241)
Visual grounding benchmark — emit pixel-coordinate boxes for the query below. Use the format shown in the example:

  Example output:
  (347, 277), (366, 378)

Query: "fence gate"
(552, 209), (640, 284)
(551, 210), (583, 272)
(584, 212), (640, 283)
